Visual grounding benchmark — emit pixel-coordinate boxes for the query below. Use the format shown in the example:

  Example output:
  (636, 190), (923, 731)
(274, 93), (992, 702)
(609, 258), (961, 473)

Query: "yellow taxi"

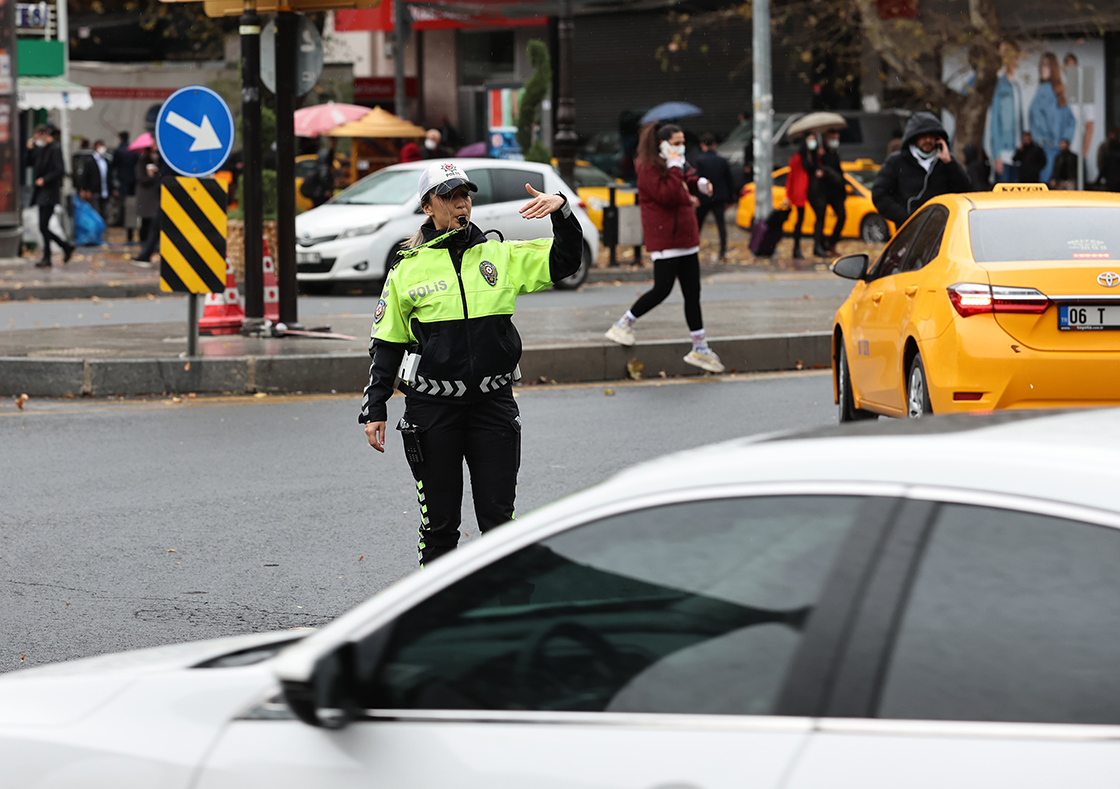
(552, 158), (636, 231)
(295, 154), (347, 213)
(831, 184), (1120, 421)
(736, 160), (894, 242)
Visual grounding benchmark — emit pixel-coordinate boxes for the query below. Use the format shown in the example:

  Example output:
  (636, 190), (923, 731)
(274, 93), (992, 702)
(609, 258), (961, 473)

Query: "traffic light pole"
(275, 9), (300, 328)
(240, 2), (265, 332)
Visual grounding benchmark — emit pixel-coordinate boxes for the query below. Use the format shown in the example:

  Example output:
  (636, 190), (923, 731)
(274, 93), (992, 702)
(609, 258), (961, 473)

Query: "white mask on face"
(424, 139), (437, 151)
(827, 137), (840, 150)
(34, 139), (46, 147)
(95, 146), (106, 156)
(806, 137), (818, 151)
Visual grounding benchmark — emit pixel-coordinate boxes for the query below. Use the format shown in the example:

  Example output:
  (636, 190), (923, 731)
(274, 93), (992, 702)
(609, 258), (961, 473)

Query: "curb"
(0, 332), (831, 398)
(1, 283), (163, 301)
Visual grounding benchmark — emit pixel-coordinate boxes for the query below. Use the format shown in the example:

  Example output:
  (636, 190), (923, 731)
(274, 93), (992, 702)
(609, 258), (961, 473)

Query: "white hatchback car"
(8, 409), (1120, 788)
(295, 158), (600, 290)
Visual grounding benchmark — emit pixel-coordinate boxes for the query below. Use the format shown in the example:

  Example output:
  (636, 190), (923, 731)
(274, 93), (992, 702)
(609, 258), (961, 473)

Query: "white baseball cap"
(417, 161), (478, 199)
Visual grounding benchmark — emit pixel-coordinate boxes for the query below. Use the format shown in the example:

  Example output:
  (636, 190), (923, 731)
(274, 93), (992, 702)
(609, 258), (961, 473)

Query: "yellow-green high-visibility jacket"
(359, 201), (583, 423)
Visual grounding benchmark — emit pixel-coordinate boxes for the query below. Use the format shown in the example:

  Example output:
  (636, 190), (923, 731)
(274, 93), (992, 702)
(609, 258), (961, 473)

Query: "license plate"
(1059, 304), (1120, 331)
(296, 251), (321, 264)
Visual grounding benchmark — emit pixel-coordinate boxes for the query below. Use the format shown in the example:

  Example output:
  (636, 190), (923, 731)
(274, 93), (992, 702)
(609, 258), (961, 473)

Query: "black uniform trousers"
(400, 391), (521, 566)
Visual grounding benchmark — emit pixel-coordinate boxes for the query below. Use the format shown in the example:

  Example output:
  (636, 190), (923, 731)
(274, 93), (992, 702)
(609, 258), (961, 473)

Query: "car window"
(970, 207), (1120, 262)
(331, 168), (418, 205)
(464, 168), (494, 206)
(902, 206), (949, 272)
(492, 168), (546, 203)
(867, 212), (929, 280)
(357, 495), (866, 715)
(575, 164), (615, 188)
(879, 503), (1120, 725)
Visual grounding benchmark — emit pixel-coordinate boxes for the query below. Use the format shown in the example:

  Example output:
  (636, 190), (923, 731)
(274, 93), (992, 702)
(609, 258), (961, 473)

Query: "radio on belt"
(398, 352), (421, 384)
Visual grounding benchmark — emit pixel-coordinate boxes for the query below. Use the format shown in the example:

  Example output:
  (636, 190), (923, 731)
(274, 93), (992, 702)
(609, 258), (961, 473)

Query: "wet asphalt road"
(1, 371), (837, 671)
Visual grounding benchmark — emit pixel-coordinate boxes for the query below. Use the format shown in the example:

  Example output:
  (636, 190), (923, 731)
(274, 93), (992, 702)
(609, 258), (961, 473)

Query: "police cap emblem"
(374, 298), (387, 323)
(480, 260), (498, 287)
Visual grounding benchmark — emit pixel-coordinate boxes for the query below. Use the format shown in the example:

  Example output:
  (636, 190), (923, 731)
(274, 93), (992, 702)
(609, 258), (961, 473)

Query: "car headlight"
(340, 221), (388, 239)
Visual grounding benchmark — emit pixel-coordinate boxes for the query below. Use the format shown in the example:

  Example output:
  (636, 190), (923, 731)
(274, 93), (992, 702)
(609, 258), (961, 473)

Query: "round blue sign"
(155, 85), (236, 178)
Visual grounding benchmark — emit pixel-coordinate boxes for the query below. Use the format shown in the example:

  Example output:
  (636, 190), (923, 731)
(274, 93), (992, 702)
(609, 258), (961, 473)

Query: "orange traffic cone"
(262, 239), (280, 323)
(199, 259), (245, 335)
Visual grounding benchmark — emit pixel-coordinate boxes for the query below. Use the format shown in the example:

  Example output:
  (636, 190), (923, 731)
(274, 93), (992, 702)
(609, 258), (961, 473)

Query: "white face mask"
(424, 139), (438, 151)
(827, 138), (840, 150)
(34, 138), (46, 147)
(806, 138), (818, 151)
(95, 146), (106, 156)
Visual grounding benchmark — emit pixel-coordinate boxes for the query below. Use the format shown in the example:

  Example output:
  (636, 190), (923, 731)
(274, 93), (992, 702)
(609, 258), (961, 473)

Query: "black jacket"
(692, 149), (735, 203)
(1050, 150), (1078, 183)
(1014, 142), (1048, 183)
(79, 153), (109, 198)
(809, 147), (845, 203)
(31, 141), (65, 207)
(359, 202), (583, 424)
(872, 112), (970, 226)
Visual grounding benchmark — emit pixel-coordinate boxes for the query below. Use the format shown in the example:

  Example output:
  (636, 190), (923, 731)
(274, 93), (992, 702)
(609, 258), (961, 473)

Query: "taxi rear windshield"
(970, 207), (1120, 262)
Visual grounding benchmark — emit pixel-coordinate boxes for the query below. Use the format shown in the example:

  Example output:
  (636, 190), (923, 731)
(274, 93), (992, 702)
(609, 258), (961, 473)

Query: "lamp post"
(752, 0), (773, 226)
(240, 1), (264, 330)
(553, 0), (576, 189)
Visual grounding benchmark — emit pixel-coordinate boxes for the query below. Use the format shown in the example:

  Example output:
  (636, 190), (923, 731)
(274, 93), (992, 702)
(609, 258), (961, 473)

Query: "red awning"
(335, 0), (548, 31)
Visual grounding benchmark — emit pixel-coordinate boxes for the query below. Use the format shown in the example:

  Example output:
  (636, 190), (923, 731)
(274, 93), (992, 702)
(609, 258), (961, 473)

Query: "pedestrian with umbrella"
(605, 123), (725, 373)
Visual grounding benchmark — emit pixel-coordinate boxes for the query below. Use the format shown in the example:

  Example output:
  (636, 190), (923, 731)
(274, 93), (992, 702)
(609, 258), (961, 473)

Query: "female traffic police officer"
(360, 161), (583, 565)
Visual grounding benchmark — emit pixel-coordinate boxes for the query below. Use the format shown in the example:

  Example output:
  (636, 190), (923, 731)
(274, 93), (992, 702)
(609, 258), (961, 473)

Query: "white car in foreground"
(7, 409), (1120, 788)
(295, 158), (600, 290)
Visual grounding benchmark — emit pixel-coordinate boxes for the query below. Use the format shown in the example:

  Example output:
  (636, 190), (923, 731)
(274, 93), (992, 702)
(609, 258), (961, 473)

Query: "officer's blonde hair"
(404, 193), (433, 249)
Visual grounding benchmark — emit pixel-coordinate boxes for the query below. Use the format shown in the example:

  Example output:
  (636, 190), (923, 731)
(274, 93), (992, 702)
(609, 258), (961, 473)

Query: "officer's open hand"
(365, 421), (386, 453)
(519, 184), (565, 219)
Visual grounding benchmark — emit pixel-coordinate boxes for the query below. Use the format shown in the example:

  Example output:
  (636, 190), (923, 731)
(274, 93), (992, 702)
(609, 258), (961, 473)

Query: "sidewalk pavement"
(2, 225), (867, 397)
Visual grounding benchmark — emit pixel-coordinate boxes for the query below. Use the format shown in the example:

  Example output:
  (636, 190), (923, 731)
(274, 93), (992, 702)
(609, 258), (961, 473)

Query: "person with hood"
(359, 162), (582, 566)
(872, 112), (970, 227)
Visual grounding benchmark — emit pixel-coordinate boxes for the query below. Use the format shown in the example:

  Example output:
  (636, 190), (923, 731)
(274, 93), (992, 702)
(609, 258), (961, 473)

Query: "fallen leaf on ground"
(167, 549), (176, 553)
(16, 394), (28, 410)
(358, 556), (364, 562)
(254, 392), (268, 398)
(796, 359), (804, 370)
(184, 362), (191, 371)
(604, 389), (616, 396)
(626, 359), (645, 380)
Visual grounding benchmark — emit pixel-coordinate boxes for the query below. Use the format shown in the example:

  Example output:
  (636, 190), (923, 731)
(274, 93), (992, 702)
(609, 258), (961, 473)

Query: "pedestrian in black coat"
(1013, 132), (1047, 183)
(964, 144), (991, 191)
(692, 133), (734, 259)
(809, 130), (847, 257)
(27, 125), (73, 267)
(872, 112), (970, 227)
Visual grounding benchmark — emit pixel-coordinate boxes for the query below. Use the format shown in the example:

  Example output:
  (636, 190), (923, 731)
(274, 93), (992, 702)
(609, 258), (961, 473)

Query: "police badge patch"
(480, 260), (498, 286)
(374, 298), (387, 323)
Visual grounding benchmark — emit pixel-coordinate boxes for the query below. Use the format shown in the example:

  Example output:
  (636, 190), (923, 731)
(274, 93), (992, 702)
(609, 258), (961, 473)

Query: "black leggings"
(630, 252), (703, 331)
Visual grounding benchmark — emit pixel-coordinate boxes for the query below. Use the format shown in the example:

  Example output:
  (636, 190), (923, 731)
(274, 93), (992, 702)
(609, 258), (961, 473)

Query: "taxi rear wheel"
(838, 342), (877, 423)
(907, 354), (933, 418)
(860, 214), (890, 243)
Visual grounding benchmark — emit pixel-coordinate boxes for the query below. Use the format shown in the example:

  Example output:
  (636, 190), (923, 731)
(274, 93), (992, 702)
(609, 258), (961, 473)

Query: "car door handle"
(905, 285), (919, 297)
(871, 292), (883, 304)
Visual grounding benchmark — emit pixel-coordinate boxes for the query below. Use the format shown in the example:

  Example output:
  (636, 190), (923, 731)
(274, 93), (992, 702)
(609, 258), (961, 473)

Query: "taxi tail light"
(947, 283), (1049, 317)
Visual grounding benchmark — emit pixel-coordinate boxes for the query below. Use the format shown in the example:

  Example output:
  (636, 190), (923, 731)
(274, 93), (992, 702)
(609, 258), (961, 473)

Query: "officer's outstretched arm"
(516, 184), (583, 284)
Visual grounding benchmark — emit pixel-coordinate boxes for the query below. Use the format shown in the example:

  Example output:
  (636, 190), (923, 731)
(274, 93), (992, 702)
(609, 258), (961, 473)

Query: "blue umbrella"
(639, 101), (703, 125)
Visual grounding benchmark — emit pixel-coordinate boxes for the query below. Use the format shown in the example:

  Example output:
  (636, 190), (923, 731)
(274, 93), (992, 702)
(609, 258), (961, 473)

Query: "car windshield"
(575, 164), (616, 187)
(970, 207), (1120, 262)
(330, 168), (418, 205)
(847, 169), (878, 188)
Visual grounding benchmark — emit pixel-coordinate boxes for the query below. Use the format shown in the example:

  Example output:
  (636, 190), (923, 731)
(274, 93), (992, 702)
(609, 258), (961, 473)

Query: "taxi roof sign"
(993, 183), (1049, 193)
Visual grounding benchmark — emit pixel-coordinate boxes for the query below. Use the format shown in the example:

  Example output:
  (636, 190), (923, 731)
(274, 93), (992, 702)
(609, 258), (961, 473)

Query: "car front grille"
(297, 257), (336, 274)
(297, 234), (338, 247)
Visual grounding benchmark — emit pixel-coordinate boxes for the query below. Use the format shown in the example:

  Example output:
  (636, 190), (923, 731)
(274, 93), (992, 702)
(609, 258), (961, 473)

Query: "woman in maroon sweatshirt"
(605, 123), (725, 373)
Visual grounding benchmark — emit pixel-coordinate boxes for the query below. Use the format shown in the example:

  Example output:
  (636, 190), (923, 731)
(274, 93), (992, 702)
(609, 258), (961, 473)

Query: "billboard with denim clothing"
(942, 39), (1105, 185)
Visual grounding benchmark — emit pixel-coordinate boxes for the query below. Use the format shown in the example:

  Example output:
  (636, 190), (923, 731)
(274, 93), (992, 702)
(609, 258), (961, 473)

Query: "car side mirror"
(832, 254), (869, 280)
(282, 645), (358, 729)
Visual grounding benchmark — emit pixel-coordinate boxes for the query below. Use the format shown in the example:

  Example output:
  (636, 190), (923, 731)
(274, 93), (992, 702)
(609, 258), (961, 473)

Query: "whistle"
(457, 215), (467, 227)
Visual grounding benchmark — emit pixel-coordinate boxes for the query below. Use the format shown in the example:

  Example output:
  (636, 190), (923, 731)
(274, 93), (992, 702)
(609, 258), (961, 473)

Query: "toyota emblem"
(1098, 271), (1120, 288)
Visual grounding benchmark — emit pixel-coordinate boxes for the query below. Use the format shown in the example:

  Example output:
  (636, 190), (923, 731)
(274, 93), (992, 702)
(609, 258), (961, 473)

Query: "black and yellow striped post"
(159, 176), (229, 356)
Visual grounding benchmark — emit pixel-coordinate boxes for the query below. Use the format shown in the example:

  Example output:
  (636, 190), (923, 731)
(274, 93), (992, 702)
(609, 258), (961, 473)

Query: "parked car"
(735, 159), (894, 242)
(720, 110), (911, 192)
(7, 408), (1120, 787)
(552, 158), (637, 231)
(295, 159), (599, 290)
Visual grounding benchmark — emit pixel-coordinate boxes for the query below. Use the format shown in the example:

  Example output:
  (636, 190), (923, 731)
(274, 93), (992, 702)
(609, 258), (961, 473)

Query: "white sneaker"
(605, 322), (636, 346)
(684, 348), (726, 373)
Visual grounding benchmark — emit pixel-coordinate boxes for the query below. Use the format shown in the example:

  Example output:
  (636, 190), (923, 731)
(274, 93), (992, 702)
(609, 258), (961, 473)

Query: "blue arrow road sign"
(155, 86), (235, 178)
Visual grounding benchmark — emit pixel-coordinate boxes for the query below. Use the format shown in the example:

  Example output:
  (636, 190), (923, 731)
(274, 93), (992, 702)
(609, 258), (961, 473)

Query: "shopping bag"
(73, 194), (106, 246)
